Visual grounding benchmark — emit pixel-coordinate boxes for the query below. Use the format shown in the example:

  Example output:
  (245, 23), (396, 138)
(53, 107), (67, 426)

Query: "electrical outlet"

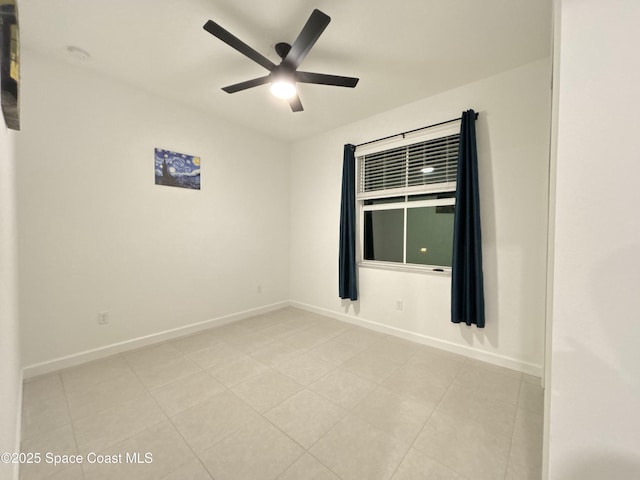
(98, 311), (109, 325)
(395, 300), (403, 311)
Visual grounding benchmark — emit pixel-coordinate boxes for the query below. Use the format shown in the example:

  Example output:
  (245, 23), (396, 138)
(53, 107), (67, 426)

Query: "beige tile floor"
(20, 308), (544, 480)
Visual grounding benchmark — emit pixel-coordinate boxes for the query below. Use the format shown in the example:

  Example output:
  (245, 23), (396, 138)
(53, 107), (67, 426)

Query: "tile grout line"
(183, 319), (350, 478)
(389, 357), (471, 480)
(126, 349), (213, 480)
(502, 376), (526, 480)
(382, 348), (460, 480)
(58, 369), (86, 480)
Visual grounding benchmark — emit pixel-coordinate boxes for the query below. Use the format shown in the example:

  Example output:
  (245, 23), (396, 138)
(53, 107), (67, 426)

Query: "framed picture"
(154, 148), (201, 190)
(0, 0), (19, 130)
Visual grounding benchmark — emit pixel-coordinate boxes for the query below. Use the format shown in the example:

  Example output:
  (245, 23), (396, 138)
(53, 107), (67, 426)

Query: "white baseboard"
(22, 299), (542, 379)
(22, 301), (288, 379)
(289, 300), (543, 377)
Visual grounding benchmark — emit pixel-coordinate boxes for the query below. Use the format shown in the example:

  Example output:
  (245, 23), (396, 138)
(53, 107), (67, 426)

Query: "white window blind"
(357, 133), (460, 199)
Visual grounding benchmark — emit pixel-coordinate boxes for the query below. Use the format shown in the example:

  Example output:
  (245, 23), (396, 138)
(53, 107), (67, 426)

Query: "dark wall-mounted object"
(0, 0), (19, 130)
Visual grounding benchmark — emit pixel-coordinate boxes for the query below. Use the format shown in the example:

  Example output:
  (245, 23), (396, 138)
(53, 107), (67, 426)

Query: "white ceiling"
(18, 0), (552, 142)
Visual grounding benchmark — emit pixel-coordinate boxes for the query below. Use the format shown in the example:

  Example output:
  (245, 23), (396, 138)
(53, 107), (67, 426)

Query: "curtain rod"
(355, 112), (479, 149)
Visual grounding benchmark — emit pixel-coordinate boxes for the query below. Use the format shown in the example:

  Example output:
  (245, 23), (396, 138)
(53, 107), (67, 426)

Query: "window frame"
(355, 123), (460, 274)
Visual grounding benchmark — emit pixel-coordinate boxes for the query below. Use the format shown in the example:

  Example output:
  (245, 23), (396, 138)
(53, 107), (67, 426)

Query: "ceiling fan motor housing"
(275, 42), (292, 60)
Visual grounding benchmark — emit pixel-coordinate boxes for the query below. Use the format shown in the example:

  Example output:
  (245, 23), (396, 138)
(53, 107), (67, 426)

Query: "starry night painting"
(154, 148), (201, 190)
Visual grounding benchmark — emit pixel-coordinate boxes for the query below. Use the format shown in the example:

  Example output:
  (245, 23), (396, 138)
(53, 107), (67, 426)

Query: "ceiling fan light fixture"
(270, 80), (297, 99)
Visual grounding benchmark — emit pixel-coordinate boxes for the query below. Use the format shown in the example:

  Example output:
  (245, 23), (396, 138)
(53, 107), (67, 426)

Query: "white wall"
(17, 51), (290, 370)
(0, 120), (20, 479)
(547, 0), (640, 478)
(290, 59), (551, 374)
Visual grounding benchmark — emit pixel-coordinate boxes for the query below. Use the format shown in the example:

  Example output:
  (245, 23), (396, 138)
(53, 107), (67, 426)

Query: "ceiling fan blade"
(222, 75), (271, 94)
(283, 9), (330, 70)
(203, 20), (276, 72)
(288, 94), (304, 112)
(296, 71), (359, 88)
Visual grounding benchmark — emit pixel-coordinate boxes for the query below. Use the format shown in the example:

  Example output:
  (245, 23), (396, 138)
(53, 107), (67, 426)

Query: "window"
(356, 126), (459, 270)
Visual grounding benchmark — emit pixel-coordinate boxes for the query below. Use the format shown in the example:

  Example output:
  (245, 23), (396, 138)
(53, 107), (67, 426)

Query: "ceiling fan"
(203, 9), (359, 112)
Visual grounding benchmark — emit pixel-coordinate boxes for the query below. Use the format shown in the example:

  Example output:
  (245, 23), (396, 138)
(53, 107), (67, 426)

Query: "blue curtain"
(451, 110), (485, 327)
(339, 144), (358, 301)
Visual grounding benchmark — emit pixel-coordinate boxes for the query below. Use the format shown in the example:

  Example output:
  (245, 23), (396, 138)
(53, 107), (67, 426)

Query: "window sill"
(358, 260), (451, 276)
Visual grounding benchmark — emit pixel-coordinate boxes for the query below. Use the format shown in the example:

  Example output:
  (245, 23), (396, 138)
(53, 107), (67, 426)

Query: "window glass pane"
(363, 209), (404, 263)
(406, 205), (454, 267)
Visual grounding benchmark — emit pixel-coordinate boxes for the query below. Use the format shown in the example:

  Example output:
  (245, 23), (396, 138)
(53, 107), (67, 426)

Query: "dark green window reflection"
(406, 206), (454, 266)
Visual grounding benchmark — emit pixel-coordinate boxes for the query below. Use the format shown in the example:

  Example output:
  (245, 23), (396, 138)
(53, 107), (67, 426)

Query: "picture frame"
(154, 148), (201, 190)
(0, 0), (19, 130)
